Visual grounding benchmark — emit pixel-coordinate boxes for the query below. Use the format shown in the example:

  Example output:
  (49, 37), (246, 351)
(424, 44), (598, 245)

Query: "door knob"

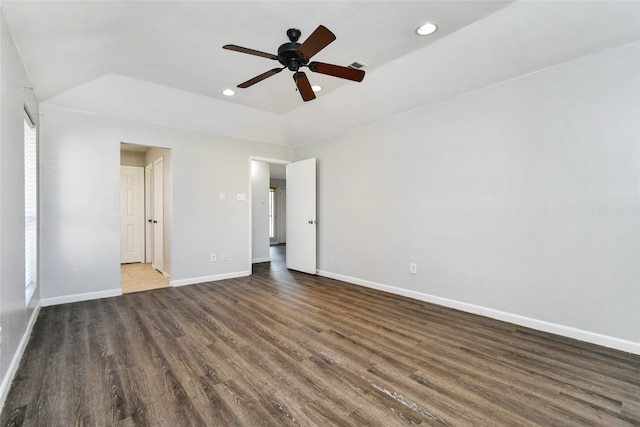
(308, 220), (316, 224)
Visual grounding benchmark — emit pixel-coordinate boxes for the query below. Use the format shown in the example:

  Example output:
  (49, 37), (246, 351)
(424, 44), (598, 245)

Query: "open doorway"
(251, 157), (317, 274)
(269, 163), (287, 246)
(251, 159), (287, 268)
(120, 143), (172, 293)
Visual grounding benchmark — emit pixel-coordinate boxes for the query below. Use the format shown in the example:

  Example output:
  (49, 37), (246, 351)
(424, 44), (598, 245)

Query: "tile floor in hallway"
(121, 262), (169, 293)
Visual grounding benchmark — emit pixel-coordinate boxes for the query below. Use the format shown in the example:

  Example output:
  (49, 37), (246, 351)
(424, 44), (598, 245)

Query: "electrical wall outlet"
(210, 254), (216, 262)
(410, 263), (417, 275)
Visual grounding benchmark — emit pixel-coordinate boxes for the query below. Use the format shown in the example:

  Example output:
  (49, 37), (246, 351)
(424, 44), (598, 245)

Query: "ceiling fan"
(223, 25), (365, 102)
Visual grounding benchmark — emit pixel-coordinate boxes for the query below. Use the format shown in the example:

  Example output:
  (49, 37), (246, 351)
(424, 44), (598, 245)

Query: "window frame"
(24, 107), (38, 304)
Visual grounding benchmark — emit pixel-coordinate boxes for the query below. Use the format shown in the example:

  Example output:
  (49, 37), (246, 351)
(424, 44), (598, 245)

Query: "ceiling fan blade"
(309, 62), (365, 82)
(237, 68), (283, 88)
(223, 44), (278, 60)
(298, 25), (336, 60)
(293, 71), (316, 102)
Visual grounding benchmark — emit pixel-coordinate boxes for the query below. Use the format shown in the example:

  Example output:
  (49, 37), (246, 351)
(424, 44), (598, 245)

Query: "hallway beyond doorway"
(121, 263), (168, 293)
(269, 244), (286, 271)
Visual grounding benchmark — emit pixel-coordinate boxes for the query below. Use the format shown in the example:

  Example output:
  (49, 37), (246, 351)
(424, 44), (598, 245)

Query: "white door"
(153, 157), (164, 273)
(144, 163), (153, 263)
(286, 158), (316, 274)
(120, 166), (144, 263)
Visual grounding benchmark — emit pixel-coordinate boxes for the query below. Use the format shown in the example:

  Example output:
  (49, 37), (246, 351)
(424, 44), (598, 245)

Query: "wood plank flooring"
(2, 246), (639, 426)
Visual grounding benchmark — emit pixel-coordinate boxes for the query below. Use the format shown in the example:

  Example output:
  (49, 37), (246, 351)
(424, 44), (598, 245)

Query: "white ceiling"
(3, 1), (639, 147)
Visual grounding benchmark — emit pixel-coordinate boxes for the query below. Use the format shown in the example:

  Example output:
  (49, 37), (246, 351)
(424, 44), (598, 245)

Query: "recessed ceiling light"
(222, 88), (236, 96)
(312, 85), (322, 92)
(416, 22), (438, 36)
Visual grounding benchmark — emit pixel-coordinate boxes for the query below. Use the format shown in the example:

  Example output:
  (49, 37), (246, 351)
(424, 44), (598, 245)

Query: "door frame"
(120, 144), (171, 287)
(152, 156), (164, 274)
(248, 156), (290, 270)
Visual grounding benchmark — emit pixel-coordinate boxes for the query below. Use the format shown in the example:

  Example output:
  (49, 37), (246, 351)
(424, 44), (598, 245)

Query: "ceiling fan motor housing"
(277, 42), (308, 71)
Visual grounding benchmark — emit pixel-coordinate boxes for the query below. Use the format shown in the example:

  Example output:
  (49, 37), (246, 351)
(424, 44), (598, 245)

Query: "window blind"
(24, 111), (37, 301)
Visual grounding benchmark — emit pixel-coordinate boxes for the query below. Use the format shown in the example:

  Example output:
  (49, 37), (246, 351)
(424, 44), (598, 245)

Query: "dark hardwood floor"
(2, 244), (639, 426)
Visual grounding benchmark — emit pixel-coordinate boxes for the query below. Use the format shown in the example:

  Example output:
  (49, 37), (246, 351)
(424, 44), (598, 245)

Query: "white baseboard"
(41, 288), (122, 307)
(0, 302), (41, 409)
(317, 270), (640, 355)
(171, 271), (250, 287)
(252, 257), (270, 264)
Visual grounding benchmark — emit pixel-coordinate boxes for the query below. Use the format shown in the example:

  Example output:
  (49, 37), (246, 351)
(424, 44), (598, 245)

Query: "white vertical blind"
(24, 111), (37, 302)
(269, 187), (275, 238)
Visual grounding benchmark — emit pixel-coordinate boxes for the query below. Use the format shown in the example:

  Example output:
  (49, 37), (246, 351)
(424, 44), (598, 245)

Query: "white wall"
(270, 178), (286, 244)
(270, 178), (286, 188)
(251, 160), (270, 263)
(120, 150), (145, 167)
(39, 104), (291, 301)
(0, 10), (40, 401)
(295, 41), (640, 352)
